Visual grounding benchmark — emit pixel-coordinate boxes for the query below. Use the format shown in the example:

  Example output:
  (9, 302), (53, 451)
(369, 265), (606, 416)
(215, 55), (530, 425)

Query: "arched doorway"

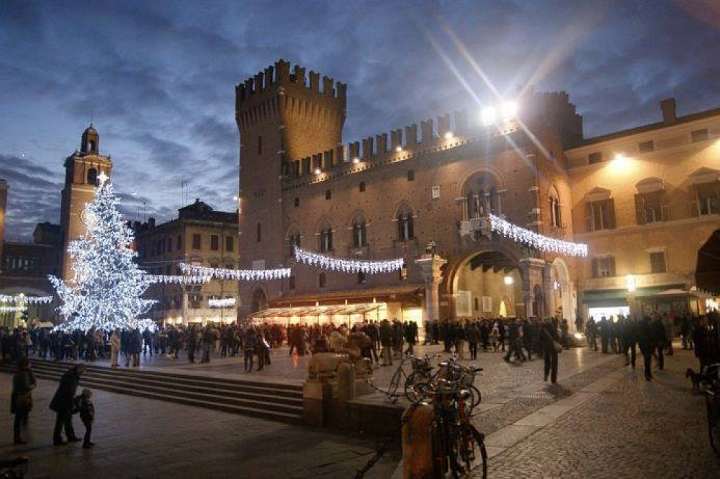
(549, 258), (577, 331)
(251, 288), (268, 313)
(697, 229), (720, 294)
(450, 250), (522, 319)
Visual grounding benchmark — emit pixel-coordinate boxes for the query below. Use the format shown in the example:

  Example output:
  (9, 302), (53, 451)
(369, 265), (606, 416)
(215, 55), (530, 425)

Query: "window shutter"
(591, 258), (598, 278)
(585, 202), (593, 232)
(609, 256), (616, 276)
(634, 194), (645, 225)
(607, 199), (616, 229)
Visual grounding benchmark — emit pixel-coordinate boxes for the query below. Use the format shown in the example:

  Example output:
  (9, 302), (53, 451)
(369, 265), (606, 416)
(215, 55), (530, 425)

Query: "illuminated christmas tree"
(49, 174), (155, 331)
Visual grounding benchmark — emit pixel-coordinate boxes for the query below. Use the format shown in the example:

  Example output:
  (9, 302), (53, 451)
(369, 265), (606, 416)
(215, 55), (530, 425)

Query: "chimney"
(660, 98), (677, 125)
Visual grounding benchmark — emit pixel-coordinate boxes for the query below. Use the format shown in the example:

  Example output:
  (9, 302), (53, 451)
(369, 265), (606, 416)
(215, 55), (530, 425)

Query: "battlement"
(284, 109), (480, 180)
(236, 59), (346, 106)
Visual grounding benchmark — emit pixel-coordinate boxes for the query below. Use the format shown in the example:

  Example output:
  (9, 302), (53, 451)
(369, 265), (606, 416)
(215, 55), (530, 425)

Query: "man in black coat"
(637, 317), (655, 381)
(540, 319), (560, 383)
(651, 316), (667, 371)
(622, 317), (638, 368)
(50, 365), (85, 445)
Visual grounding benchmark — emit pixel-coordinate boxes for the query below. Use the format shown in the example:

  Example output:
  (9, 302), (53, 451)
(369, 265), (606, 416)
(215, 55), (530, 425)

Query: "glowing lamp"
(314, 168), (322, 175)
(352, 157), (360, 164)
(444, 131), (454, 140)
(626, 274), (637, 292)
(395, 146), (403, 153)
(503, 275), (514, 286)
(501, 101), (518, 120)
(481, 106), (496, 126)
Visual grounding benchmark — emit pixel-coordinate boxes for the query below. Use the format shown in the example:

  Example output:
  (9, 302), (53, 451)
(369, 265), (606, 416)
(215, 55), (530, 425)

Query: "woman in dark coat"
(11, 357), (36, 444)
(540, 319), (560, 384)
(49, 364), (84, 445)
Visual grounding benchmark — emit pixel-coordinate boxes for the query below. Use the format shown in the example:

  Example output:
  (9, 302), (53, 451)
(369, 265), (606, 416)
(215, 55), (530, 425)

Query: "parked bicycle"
(371, 354), (438, 403)
(407, 355), (483, 408)
(700, 363), (720, 457)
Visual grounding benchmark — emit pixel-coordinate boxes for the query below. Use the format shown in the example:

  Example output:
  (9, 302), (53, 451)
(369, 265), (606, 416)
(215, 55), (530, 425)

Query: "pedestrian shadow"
(543, 383), (573, 399)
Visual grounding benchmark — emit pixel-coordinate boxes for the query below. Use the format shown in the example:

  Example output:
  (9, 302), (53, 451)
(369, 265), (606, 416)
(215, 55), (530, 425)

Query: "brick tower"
(60, 125), (113, 280)
(235, 59), (346, 315)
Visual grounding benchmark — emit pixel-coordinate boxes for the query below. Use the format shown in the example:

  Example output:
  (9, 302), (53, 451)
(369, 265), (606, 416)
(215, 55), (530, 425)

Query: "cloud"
(1, 0), (719, 240)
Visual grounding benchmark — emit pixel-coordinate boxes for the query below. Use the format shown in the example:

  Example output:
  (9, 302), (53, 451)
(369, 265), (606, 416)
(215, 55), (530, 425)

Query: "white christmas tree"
(49, 174), (155, 332)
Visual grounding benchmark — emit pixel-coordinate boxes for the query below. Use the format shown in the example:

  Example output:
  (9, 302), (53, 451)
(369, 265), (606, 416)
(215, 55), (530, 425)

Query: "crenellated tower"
(235, 59), (346, 314)
(60, 125), (112, 281)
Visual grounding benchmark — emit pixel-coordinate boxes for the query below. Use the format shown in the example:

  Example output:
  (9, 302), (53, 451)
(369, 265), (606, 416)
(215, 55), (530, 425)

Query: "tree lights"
(489, 214), (588, 257)
(293, 246), (404, 274)
(48, 181), (156, 332)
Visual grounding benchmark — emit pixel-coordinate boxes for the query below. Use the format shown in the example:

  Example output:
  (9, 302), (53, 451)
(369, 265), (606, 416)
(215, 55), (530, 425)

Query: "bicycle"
(700, 363), (720, 456)
(428, 378), (488, 479)
(409, 355), (483, 409)
(372, 354), (426, 403)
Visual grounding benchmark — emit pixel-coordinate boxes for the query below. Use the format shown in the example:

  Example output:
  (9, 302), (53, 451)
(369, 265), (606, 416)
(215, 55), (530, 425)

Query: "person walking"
(50, 365), (84, 445)
(651, 316), (667, 371)
(76, 388), (95, 449)
(622, 317), (637, 368)
(541, 319), (560, 383)
(11, 357), (36, 445)
(637, 316), (655, 381)
(379, 319), (393, 366)
(244, 328), (257, 372)
(110, 329), (121, 368)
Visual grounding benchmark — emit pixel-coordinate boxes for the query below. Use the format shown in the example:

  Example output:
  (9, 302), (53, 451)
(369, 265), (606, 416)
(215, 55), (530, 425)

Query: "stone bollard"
(336, 361), (355, 402)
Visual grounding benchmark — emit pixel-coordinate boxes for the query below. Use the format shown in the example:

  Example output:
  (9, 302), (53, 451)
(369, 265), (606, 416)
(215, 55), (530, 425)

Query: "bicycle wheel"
(707, 394), (720, 456)
(405, 378), (431, 403)
(387, 369), (402, 398)
(468, 385), (482, 410)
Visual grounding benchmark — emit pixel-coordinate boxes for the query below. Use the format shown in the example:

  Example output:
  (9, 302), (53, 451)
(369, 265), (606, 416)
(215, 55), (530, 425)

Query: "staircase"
(1, 359), (304, 424)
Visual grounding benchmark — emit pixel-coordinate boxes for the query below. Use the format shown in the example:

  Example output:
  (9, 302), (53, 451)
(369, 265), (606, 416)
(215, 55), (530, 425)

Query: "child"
(76, 389), (95, 449)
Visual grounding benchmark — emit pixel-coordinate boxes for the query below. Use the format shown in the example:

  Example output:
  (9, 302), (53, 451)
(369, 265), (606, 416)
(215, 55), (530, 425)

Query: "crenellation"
(405, 124), (418, 146)
(244, 78), (254, 96)
(292, 65), (305, 85)
(421, 119), (434, 143)
(391, 129), (403, 150)
(362, 137), (373, 159)
(336, 82), (347, 102)
(335, 145), (345, 164)
(349, 141), (360, 160)
(264, 66), (274, 86)
(309, 71), (320, 92)
(254, 72), (264, 92)
(322, 76), (334, 96)
(323, 149), (333, 169)
(376, 133), (387, 154)
(275, 59), (290, 81)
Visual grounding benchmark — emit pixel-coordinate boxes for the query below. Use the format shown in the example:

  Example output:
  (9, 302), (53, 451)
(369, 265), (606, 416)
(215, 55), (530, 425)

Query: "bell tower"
(60, 125), (113, 280)
(234, 59), (346, 315)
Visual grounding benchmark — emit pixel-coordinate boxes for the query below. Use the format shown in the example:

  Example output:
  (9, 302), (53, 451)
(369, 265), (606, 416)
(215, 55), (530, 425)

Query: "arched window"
(87, 168), (98, 185)
(320, 227), (333, 252)
(463, 172), (501, 219)
(352, 218), (367, 248)
(397, 209), (414, 241)
(548, 186), (562, 228)
(288, 232), (301, 256)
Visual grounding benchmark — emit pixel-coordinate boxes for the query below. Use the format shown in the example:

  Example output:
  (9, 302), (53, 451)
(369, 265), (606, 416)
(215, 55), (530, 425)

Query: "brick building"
(234, 59), (720, 330)
(135, 199), (240, 326)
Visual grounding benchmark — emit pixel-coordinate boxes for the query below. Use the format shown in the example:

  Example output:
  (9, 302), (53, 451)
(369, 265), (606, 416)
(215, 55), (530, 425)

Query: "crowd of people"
(584, 311), (720, 380)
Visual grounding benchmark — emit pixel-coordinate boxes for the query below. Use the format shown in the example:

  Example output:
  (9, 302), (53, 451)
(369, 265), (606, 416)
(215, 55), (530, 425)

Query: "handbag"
(553, 340), (562, 353)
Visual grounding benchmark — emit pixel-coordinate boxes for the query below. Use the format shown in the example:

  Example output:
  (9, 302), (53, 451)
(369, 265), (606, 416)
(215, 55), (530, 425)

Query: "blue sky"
(1, 0), (719, 240)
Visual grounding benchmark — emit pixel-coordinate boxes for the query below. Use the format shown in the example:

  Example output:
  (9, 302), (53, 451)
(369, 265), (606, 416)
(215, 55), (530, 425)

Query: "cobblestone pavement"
(475, 348), (719, 479)
(0, 375), (399, 479)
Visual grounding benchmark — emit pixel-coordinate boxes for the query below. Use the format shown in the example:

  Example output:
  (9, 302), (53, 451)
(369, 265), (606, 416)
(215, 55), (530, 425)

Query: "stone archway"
(549, 257), (577, 331)
(448, 249), (523, 319)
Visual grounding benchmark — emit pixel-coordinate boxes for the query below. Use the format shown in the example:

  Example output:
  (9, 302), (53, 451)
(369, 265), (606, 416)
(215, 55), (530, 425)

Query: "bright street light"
(314, 168), (322, 175)
(444, 131), (454, 140)
(501, 101), (518, 120)
(481, 106), (496, 126)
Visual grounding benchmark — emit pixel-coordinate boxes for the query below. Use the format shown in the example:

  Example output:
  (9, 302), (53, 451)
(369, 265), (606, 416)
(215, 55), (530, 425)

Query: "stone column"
(415, 253), (447, 323)
(518, 257), (547, 318)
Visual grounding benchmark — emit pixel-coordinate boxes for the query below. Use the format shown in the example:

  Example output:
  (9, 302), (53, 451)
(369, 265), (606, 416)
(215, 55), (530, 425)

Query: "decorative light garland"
(146, 274), (212, 285)
(0, 306), (27, 313)
(208, 297), (236, 308)
(294, 246), (404, 274)
(0, 294), (53, 305)
(179, 263), (291, 281)
(488, 214), (588, 257)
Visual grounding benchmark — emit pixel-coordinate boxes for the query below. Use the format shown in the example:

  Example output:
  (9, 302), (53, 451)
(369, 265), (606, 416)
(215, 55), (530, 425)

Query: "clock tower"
(60, 125), (113, 281)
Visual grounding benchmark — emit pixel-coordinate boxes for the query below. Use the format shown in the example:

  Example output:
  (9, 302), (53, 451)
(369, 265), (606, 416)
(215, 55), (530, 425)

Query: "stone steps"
(1, 359), (304, 424)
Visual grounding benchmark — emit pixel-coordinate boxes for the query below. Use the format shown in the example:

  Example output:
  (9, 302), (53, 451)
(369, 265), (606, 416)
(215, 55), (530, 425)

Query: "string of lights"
(293, 246), (404, 274)
(0, 294), (53, 304)
(208, 297), (236, 308)
(178, 263), (291, 281)
(146, 274), (212, 285)
(488, 214), (589, 257)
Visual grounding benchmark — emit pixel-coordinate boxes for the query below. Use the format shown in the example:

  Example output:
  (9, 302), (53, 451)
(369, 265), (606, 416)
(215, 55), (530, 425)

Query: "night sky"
(1, 0), (719, 241)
